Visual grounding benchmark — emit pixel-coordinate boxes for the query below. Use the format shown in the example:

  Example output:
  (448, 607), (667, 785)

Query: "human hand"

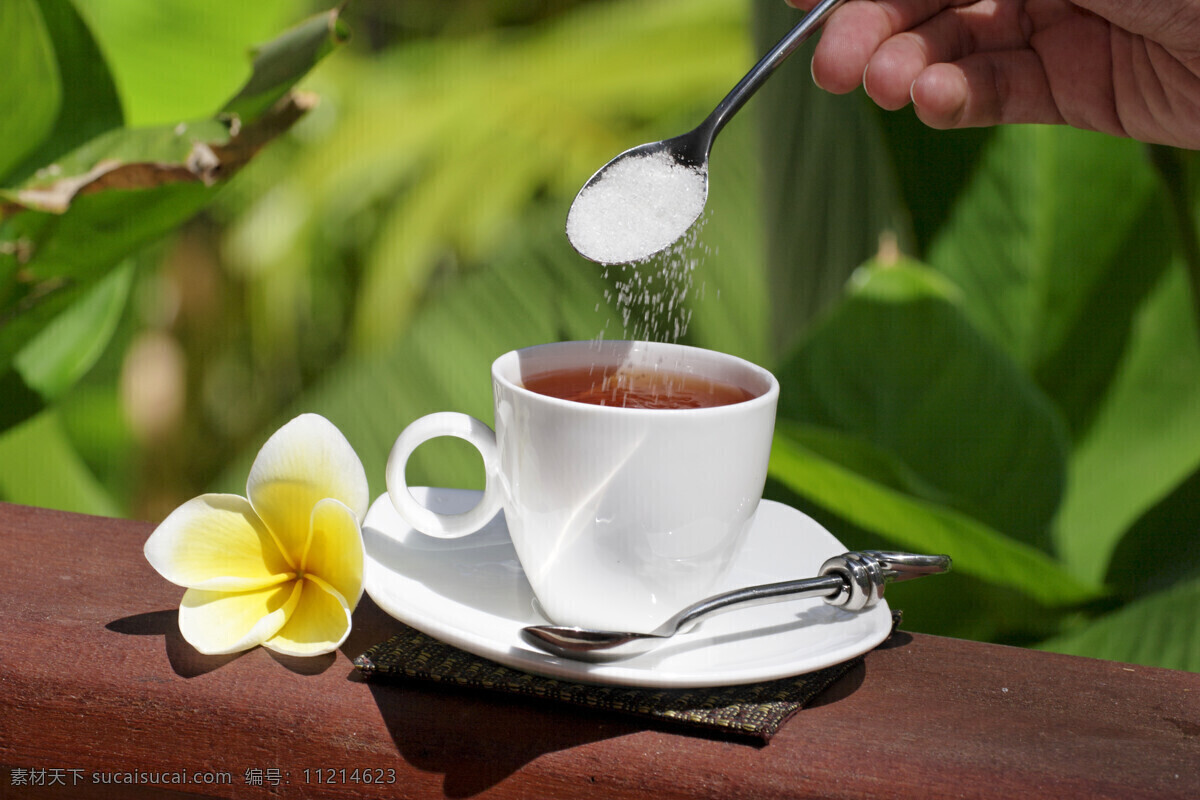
(786, 0), (1200, 149)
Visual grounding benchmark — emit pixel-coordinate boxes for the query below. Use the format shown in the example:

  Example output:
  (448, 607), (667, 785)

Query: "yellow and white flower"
(144, 414), (369, 656)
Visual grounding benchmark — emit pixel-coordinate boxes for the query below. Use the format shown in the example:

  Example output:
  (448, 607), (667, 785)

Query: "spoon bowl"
(565, 0), (849, 264)
(565, 137), (710, 266)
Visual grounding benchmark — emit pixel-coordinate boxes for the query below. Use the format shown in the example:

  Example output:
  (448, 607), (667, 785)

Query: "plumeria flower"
(145, 414), (369, 657)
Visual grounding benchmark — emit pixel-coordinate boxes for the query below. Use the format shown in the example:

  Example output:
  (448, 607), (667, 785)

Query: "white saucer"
(363, 487), (892, 688)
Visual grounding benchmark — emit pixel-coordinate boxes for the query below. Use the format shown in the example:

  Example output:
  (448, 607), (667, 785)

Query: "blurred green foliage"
(2, 0), (1199, 672)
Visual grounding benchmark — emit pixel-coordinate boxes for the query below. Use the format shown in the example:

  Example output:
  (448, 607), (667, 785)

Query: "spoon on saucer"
(521, 551), (950, 661)
(565, 0), (848, 265)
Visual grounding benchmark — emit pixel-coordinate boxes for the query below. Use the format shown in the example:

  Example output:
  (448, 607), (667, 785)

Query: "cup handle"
(385, 412), (503, 538)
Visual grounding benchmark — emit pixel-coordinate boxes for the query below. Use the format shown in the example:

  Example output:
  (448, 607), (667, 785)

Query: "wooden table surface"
(1, 502), (1197, 799)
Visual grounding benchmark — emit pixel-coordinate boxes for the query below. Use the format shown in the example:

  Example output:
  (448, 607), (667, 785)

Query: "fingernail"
(810, 56), (824, 89)
(862, 62), (874, 101)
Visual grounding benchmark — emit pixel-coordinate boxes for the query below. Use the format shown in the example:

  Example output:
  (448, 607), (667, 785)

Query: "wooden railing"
(1, 502), (1197, 799)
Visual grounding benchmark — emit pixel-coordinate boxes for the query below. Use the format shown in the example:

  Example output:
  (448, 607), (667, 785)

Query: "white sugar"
(567, 151), (707, 265)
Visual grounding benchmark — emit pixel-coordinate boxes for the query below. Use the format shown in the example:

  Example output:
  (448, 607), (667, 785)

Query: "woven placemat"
(354, 612), (899, 743)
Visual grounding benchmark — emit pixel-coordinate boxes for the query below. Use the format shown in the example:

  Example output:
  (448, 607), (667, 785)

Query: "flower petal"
(178, 581), (302, 655)
(302, 497), (364, 610)
(145, 494), (294, 590)
(246, 414), (369, 563)
(263, 576), (352, 657)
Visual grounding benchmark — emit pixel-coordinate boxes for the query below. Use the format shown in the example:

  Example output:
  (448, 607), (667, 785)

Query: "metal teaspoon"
(521, 551), (951, 661)
(565, 0), (849, 264)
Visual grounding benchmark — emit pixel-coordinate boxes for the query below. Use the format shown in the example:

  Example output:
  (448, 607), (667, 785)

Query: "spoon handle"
(701, 0), (848, 140)
(667, 550), (951, 635)
(668, 573), (845, 635)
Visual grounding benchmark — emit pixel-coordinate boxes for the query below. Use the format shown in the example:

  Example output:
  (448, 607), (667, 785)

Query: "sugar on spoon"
(521, 551), (951, 661)
(565, 0), (849, 265)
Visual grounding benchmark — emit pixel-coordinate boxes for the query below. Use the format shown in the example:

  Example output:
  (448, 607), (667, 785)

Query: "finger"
(909, 52), (1065, 128)
(861, 34), (931, 109)
(809, 1), (898, 94)
(808, 0), (987, 94)
(863, 1), (1033, 109)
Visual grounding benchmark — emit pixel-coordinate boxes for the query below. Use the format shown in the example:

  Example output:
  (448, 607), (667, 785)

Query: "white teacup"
(386, 340), (779, 633)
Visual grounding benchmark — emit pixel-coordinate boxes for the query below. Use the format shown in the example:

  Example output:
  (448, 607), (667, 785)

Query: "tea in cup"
(386, 340), (779, 633)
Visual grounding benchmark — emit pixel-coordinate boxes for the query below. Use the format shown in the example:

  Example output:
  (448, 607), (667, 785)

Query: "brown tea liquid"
(522, 366), (755, 409)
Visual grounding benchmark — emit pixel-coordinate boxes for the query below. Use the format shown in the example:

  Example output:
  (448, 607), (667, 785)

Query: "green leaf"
(768, 424), (1101, 607)
(0, 371), (44, 431)
(1105, 465), (1200, 600)
(0, 7), (346, 418)
(221, 7), (349, 123)
(1031, 191), (1175, 436)
(1146, 145), (1200, 339)
(1054, 264), (1200, 583)
(774, 261), (1070, 550)
(925, 126), (1165, 434)
(780, 423), (952, 505)
(0, 256), (132, 438)
(0, 410), (120, 517)
(871, 105), (994, 256)
(0, 0), (61, 182)
(4, 0), (124, 186)
(13, 260), (132, 401)
(71, 0), (309, 126)
(1037, 577), (1200, 672)
(0, 183), (213, 378)
(4, 5), (350, 217)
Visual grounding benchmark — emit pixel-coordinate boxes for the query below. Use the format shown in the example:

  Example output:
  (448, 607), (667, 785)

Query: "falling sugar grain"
(601, 213), (712, 344)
